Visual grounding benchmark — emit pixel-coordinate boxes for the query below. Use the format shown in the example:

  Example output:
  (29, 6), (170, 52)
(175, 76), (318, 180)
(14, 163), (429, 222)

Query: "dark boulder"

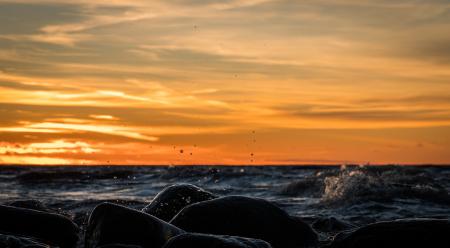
(86, 203), (184, 248)
(328, 218), (450, 248)
(98, 244), (143, 248)
(142, 184), (216, 221)
(170, 196), (318, 248)
(0, 204), (79, 248)
(163, 233), (272, 248)
(312, 217), (355, 233)
(0, 233), (49, 248)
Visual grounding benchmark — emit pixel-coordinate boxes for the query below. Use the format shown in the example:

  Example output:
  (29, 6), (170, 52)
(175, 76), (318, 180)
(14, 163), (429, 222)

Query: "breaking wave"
(280, 166), (450, 205)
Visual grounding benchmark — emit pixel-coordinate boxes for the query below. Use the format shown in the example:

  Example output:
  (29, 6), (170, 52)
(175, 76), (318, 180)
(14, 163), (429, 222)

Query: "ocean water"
(1, 165), (449, 232)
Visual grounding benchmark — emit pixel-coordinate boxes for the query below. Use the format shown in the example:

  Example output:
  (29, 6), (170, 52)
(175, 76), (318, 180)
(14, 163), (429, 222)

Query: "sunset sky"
(1, 0), (450, 165)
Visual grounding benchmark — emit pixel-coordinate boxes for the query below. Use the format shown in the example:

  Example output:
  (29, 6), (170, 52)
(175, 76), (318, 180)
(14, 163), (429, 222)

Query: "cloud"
(0, 140), (99, 155)
(90, 114), (118, 120)
(4, 122), (159, 142)
(0, 155), (83, 165)
(285, 109), (450, 122)
(0, 80), (54, 91)
(396, 37), (450, 64)
(1, 0), (450, 164)
(0, 102), (233, 127)
(360, 95), (450, 106)
(277, 93), (450, 124)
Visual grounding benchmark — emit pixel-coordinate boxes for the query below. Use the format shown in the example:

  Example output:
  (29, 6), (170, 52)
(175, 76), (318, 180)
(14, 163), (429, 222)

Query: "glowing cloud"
(1, 0), (450, 164)
(0, 140), (99, 155)
(90, 115), (118, 120)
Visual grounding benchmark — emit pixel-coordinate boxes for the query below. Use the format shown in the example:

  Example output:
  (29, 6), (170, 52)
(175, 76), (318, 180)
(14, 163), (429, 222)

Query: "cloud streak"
(1, 0), (450, 164)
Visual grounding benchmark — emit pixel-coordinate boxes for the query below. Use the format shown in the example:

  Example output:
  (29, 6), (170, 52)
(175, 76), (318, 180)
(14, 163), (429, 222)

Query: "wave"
(280, 166), (450, 205)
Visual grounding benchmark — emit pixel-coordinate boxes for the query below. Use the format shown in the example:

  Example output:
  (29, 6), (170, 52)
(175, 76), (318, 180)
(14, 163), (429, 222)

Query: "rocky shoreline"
(1, 184), (449, 248)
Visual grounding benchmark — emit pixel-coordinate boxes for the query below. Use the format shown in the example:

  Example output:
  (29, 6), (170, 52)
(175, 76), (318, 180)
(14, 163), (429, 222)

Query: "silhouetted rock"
(312, 217), (355, 233)
(170, 196), (318, 248)
(86, 203), (184, 248)
(0, 233), (49, 248)
(328, 219), (450, 248)
(98, 244), (143, 248)
(143, 184), (216, 221)
(0, 204), (79, 248)
(163, 233), (272, 248)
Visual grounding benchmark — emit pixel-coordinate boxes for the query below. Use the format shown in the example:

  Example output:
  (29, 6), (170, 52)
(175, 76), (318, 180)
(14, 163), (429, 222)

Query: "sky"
(0, 0), (450, 165)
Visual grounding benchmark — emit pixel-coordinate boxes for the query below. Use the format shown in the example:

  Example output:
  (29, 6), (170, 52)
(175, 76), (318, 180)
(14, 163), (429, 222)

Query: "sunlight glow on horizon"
(1, 0), (450, 165)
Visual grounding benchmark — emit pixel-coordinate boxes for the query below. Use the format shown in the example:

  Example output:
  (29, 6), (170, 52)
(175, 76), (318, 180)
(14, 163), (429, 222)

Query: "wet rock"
(163, 233), (273, 248)
(0, 204), (79, 248)
(86, 203), (184, 248)
(328, 218), (450, 248)
(312, 217), (355, 233)
(0, 233), (49, 248)
(142, 184), (216, 221)
(170, 196), (318, 248)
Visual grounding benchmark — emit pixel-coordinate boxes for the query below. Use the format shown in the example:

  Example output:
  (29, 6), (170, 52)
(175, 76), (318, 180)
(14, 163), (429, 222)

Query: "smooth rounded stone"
(170, 196), (318, 248)
(312, 217), (355, 233)
(0, 233), (49, 248)
(0, 204), (79, 248)
(328, 218), (450, 248)
(85, 203), (185, 248)
(142, 184), (217, 221)
(163, 233), (273, 248)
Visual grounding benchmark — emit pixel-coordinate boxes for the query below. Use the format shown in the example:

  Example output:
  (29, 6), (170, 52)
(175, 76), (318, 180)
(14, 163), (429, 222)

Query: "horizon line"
(1, 163), (450, 167)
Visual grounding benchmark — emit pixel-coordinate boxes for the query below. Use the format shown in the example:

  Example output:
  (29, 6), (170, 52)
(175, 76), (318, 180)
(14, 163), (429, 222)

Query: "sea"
(1, 165), (449, 241)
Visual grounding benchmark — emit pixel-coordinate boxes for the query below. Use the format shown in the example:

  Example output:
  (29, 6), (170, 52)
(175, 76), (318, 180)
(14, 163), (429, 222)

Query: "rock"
(85, 203), (185, 248)
(98, 244), (143, 248)
(170, 196), (318, 248)
(328, 218), (450, 248)
(312, 217), (355, 233)
(142, 184), (216, 221)
(0, 204), (79, 248)
(0, 233), (49, 248)
(163, 233), (273, 248)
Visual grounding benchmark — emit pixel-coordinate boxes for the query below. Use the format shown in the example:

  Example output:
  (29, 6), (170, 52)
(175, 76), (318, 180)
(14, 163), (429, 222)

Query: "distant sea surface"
(1, 165), (449, 227)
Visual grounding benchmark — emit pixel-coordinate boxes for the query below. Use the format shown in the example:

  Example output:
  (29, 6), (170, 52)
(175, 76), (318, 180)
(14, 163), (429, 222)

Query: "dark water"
(1, 165), (449, 231)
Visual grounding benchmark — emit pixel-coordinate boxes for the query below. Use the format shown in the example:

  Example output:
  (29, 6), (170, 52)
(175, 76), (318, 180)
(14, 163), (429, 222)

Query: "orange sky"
(1, 0), (450, 165)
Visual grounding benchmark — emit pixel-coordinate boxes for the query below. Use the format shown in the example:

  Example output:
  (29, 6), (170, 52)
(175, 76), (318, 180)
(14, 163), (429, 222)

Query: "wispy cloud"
(90, 114), (118, 120)
(2, 122), (159, 142)
(1, 0), (450, 164)
(0, 140), (99, 155)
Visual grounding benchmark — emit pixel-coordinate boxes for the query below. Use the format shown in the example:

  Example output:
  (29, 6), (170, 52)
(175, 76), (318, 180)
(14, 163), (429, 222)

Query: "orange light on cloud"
(1, 0), (450, 165)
